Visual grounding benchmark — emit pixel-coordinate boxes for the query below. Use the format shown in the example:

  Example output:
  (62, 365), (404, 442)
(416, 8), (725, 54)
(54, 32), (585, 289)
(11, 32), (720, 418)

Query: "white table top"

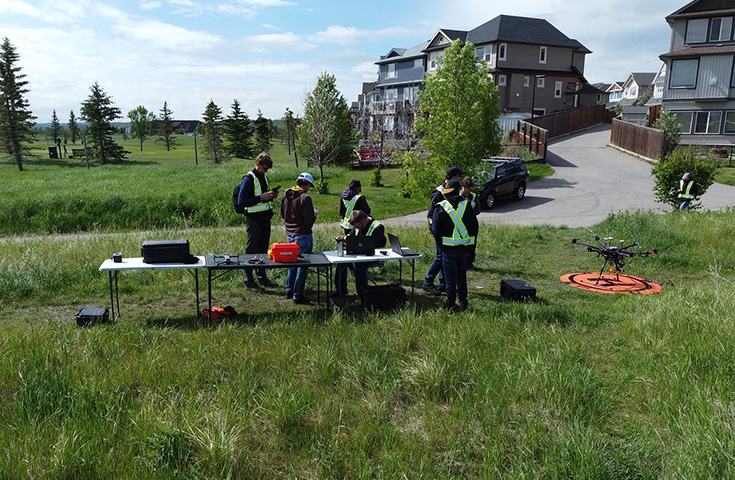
(100, 256), (207, 271)
(323, 249), (421, 264)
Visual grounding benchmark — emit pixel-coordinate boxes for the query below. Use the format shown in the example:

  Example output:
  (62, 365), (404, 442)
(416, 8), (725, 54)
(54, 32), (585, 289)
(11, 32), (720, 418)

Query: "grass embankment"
(1, 135), (550, 235)
(2, 209), (735, 477)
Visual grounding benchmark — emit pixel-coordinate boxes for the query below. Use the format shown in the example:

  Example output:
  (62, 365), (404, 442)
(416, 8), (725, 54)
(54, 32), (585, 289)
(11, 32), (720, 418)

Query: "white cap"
(297, 172), (314, 185)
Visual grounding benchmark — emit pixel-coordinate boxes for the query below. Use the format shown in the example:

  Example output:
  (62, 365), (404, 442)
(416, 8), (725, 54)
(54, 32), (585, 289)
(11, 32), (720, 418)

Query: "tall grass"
(2, 209), (735, 477)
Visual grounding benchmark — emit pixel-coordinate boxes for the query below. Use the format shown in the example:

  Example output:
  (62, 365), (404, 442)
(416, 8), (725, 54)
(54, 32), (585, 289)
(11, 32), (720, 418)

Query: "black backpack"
(233, 175), (246, 214)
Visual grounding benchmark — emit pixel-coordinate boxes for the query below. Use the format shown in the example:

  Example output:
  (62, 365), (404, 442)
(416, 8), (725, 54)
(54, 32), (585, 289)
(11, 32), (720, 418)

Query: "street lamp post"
(531, 74), (546, 121)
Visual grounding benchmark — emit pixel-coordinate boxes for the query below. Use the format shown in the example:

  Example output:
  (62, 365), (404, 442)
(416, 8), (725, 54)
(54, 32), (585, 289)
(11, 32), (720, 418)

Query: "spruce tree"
(200, 100), (227, 163)
(0, 37), (36, 172)
(224, 99), (254, 159)
(68, 110), (80, 144)
(50, 109), (61, 145)
(156, 101), (178, 151)
(80, 82), (129, 163)
(253, 109), (272, 154)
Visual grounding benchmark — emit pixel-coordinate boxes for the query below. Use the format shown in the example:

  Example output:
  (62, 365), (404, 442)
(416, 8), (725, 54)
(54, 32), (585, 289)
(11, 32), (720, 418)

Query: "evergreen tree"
(224, 99), (254, 159)
(68, 110), (80, 144)
(50, 109), (61, 145)
(200, 99), (227, 164)
(127, 105), (156, 151)
(156, 101), (178, 151)
(296, 72), (352, 183)
(80, 82), (129, 163)
(254, 109), (272, 153)
(0, 37), (36, 172)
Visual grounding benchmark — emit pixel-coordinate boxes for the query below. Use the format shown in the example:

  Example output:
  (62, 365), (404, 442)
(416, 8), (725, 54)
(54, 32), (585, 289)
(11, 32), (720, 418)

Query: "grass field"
(4, 136), (735, 478)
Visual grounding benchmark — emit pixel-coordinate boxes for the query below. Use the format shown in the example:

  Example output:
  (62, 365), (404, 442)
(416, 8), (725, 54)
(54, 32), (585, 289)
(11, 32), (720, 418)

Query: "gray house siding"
(665, 54), (732, 100)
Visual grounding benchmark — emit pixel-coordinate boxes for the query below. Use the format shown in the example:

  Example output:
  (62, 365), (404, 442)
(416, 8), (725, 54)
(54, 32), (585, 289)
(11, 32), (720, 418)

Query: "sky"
(1, 0), (686, 124)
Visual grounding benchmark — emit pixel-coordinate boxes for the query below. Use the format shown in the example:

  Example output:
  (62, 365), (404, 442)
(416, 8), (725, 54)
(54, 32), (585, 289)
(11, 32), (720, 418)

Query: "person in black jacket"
(237, 152), (280, 291)
(432, 179), (479, 312)
(334, 210), (386, 296)
(339, 179), (371, 235)
(461, 176), (482, 269)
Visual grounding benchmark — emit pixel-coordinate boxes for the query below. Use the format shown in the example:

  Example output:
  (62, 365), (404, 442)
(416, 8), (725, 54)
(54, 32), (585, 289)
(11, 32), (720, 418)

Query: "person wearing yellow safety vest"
(334, 210), (386, 297)
(237, 152), (280, 291)
(678, 172), (698, 210)
(423, 166), (465, 296)
(431, 179), (479, 313)
(461, 176), (482, 270)
(339, 179), (371, 235)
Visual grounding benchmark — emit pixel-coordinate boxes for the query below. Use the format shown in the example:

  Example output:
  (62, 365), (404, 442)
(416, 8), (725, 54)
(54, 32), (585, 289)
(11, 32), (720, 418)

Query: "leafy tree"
(224, 99), (254, 159)
(652, 109), (682, 160)
(414, 39), (501, 177)
(127, 105), (156, 151)
(254, 109), (272, 153)
(80, 82), (129, 163)
(68, 110), (80, 144)
(652, 145), (718, 210)
(156, 101), (179, 151)
(0, 37), (36, 171)
(296, 72), (353, 184)
(199, 99), (227, 164)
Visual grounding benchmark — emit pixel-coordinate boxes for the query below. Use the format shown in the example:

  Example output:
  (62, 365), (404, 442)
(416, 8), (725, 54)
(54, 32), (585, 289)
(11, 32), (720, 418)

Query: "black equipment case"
(141, 239), (197, 264)
(361, 284), (406, 310)
(500, 279), (537, 302)
(76, 307), (110, 327)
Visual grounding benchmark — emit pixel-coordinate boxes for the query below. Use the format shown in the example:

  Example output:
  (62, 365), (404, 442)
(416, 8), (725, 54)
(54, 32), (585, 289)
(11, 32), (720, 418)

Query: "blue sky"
(2, 0), (684, 123)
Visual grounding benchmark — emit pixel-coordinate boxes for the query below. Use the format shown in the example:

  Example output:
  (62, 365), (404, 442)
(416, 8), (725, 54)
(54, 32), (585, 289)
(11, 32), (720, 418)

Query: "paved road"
(383, 124), (735, 229)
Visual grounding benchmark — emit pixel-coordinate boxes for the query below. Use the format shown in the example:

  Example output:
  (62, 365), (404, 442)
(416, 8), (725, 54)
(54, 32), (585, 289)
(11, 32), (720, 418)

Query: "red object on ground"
(560, 273), (662, 294)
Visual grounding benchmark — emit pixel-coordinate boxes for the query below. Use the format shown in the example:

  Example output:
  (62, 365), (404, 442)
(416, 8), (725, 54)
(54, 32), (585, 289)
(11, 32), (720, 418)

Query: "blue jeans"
(679, 199), (691, 210)
(286, 234), (313, 300)
(424, 238), (445, 287)
(441, 246), (469, 307)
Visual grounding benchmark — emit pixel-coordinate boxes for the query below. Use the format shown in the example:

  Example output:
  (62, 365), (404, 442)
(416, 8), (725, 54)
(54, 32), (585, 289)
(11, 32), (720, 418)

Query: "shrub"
(652, 145), (718, 210)
(315, 178), (329, 195)
(369, 168), (383, 187)
(398, 151), (440, 198)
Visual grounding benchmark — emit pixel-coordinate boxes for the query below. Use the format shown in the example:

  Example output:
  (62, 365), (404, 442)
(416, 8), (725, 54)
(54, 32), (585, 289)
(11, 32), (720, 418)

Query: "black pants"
(245, 216), (271, 282)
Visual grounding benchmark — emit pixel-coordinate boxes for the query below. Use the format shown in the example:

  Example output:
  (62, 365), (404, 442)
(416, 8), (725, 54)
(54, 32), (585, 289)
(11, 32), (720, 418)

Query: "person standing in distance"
(339, 179), (371, 235)
(678, 172), (698, 210)
(460, 176), (482, 270)
(432, 179), (479, 313)
(281, 172), (319, 304)
(423, 166), (465, 295)
(237, 152), (280, 291)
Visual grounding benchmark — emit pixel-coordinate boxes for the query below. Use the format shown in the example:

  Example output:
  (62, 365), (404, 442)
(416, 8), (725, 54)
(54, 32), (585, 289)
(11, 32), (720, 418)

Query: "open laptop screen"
(346, 235), (375, 255)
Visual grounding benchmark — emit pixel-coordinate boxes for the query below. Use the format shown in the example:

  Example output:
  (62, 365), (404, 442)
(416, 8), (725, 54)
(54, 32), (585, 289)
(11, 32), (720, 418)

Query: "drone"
(572, 231), (657, 283)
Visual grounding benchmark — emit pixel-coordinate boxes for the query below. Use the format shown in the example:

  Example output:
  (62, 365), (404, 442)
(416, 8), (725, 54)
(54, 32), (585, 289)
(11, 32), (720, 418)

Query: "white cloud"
(235, 31), (313, 51)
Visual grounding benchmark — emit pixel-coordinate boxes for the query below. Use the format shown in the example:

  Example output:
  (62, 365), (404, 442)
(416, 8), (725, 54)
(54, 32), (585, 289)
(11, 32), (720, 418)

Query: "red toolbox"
(268, 242), (300, 262)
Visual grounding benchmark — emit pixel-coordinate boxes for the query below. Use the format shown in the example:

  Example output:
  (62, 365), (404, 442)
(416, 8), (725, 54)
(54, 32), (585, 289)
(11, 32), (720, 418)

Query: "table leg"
(195, 269), (200, 317)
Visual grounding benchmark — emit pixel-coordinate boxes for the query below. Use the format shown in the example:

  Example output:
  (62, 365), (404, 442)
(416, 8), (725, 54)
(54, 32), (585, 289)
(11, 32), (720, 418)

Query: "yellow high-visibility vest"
(244, 171), (272, 213)
(340, 195), (362, 229)
(439, 200), (475, 246)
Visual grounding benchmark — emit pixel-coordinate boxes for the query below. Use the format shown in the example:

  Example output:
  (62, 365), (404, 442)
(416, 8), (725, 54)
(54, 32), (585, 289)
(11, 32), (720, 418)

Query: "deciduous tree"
(80, 82), (129, 163)
(296, 72), (352, 184)
(224, 99), (254, 159)
(0, 37), (36, 171)
(412, 39), (502, 185)
(127, 105), (156, 151)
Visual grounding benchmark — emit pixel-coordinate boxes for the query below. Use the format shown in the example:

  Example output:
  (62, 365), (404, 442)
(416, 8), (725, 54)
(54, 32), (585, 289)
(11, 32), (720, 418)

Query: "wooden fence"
(516, 122), (548, 161)
(610, 118), (665, 161)
(530, 105), (614, 137)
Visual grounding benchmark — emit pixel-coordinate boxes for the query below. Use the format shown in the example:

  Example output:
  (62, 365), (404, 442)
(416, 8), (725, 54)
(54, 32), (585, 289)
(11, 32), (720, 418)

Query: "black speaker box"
(361, 284), (406, 310)
(500, 279), (536, 302)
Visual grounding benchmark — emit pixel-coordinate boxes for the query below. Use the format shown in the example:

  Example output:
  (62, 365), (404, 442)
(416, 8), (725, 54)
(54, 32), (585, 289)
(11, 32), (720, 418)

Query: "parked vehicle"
(477, 157), (530, 209)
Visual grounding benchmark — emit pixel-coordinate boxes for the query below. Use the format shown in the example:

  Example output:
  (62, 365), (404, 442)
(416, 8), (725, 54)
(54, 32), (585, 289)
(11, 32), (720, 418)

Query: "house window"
(414, 58), (423, 69)
(731, 59), (735, 87)
(537, 77), (545, 88)
(710, 17), (733, 42)
(384, 116), (394, 131)
(670, 59), (699, 88)
(539, 46), (547, 64)
(498, 43), (507, 61)
(724, 112), (735, 134)
(387, 63), (396, 78)
(429, 51), (439, 70)
(554, 81), (562, 98)
(685, 18), (708, 43)
(673, 112), (693, 134)
(498, 75), (507, 86)
(385, 88), (397, 101)
(694, 111), (721, 134)
(629, 86), (638, 98)
(655, 83), (664, 97)
(524, 76), (530, 87)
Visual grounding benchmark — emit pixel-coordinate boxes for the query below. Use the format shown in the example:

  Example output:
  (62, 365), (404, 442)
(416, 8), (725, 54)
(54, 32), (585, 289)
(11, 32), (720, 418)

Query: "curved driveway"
(383, 124), (735, 229)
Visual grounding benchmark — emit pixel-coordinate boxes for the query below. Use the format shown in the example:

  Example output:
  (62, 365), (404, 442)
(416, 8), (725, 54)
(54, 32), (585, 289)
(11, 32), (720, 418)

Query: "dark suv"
(476, 157), (530, 209)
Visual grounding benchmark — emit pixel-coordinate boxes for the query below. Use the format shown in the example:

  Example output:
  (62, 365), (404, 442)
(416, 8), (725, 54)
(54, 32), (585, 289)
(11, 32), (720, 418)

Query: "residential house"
(355, 15), (596, 139)
(644, 63), (668, 124)
(605, 81), (625, 107)
(423, 15), (593, 117)
(659, 0), (735, 145)
(618, 72), (657, 125)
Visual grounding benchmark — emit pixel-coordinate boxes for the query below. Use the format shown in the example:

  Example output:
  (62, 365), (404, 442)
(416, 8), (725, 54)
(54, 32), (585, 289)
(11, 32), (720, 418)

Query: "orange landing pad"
(560, 273), (662, 294)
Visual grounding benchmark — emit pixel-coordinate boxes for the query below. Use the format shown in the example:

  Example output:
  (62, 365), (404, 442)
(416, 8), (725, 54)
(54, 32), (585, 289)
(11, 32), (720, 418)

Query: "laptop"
(388, 233), (420, 257)
(346, 235), (375, 256)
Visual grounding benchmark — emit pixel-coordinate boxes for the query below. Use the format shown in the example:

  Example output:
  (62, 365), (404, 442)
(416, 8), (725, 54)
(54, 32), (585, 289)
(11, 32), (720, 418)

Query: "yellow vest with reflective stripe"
(365, 219), (382, 236)
(678, 180), (694, 199)
(245, 171), (272, 213)
(340, 194), (362, 229)
(439, 199), (475, 246)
